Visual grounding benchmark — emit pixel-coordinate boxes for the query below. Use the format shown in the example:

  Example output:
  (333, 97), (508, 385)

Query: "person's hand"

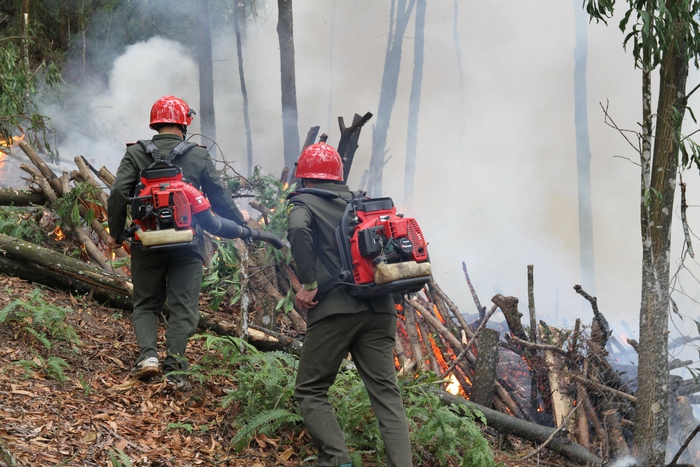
(295, 287), (319, 311)
(240, 225), (255, 244)
(106, 236), (122, 249)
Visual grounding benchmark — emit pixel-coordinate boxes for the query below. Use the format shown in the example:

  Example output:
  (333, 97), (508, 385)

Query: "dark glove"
(240, 225), (255, 244)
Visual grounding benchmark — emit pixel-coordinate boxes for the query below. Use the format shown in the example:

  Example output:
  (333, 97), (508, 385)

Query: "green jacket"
(287, 182), (394, 326)
(107, 133), (244, 257)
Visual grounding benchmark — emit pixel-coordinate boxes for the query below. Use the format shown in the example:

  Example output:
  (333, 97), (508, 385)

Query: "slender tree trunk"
(277, 0), (300, 171)
(403, 0), (425, 211)
(325, 0), (337, 130)
(634, 4), (688, 462)
(453, 0), (467, 174)
(233, 0), (254, 176)
(573, 1), (596, 293)
(198, 0), (216, 150)
(368, 0), (416, 197)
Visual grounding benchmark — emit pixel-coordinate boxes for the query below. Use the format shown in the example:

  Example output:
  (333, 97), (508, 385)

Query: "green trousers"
(295, 310), (412, 467)
(130, 246), (203, 373)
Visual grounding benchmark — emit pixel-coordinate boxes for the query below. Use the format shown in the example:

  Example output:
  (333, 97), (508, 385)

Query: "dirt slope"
(0, 274), (575, 467)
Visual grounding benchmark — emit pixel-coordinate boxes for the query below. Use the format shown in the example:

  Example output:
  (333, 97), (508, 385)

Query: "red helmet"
(294, 142), (343, 181)
(149, 95), (195, 129)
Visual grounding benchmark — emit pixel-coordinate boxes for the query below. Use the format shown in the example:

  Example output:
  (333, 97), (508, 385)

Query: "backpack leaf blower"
(291, 189), (431, 299)
(124, 140), (283, 250)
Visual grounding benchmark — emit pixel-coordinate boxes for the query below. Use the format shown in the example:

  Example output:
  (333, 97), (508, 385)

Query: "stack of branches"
(0, 140), (133, 301)
(377, 257), (700, 466)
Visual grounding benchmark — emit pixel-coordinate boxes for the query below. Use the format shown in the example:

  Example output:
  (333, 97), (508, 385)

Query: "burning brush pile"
(1, 138), (700, 466)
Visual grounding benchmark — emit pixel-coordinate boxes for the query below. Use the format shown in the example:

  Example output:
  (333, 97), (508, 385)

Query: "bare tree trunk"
(634, 3), (688, 462)
(277, 0), (300, 171)
(233, 0), (254, 176)
(403, 0), (425, 210)
(452, 0), (467, 173)
(368, 0), (416, 197)
(198, 0), (216, 150)
(573, 0), (596, 292)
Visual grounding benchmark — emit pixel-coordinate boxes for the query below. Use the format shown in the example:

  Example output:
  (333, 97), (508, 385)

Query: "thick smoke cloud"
(42, 1), (700, 361)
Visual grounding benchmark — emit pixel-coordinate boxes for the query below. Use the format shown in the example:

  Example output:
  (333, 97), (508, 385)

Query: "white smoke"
(608, 457), (638, 467)
(39, 1), (700, 357)
(46, 36), (200, 171)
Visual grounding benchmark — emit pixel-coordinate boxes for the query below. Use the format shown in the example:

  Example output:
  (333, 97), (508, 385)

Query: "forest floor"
(0, 273), (582, 467)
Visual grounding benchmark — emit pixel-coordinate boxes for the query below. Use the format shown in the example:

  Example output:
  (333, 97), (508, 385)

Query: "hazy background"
(40, 0), (700, 362)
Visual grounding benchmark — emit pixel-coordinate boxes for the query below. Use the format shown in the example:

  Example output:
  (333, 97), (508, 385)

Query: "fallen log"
(0, 233), (132, 298)
(198, 312), (303, 355)
(431, 389), (604, 466)
(0, 188), (47, 206)
(0, 245), (132, 310)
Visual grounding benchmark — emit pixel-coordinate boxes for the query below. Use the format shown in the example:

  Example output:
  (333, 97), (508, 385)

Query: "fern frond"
(230, 408), (303, 452)
(0, 299), (23, 323)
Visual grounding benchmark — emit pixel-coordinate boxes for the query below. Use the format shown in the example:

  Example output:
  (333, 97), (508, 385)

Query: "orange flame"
(0, 134), (25, 149)
(445, 375), (461, 395)
(52, 225), (65, 241)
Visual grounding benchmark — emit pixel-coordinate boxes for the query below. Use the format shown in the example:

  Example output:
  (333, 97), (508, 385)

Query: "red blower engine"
(126, 159), (209, 248)
(124, 139), (283, 250)
(318, 194), (432, 299)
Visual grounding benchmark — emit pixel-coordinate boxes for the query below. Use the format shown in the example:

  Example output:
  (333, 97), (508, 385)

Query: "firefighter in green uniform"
(287, 142), (413, 467)
(107, 95), (246, 390)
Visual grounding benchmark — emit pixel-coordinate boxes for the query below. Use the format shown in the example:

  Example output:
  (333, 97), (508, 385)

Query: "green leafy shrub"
(51, 181), (104, 228)
(202, 240), (242, 309)
(0, 206), (47, 244)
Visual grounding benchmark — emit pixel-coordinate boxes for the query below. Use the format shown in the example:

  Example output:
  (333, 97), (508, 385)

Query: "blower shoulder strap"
(137, 139), (198, 165)
(309, 190), (369, 299)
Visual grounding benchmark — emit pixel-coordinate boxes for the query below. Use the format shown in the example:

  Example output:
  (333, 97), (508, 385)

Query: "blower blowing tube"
(194, 210), (284, 250)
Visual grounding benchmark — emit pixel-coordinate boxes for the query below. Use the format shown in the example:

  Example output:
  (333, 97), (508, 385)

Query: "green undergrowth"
(189, 333), (499, 467)
(0, 288), (80, 382)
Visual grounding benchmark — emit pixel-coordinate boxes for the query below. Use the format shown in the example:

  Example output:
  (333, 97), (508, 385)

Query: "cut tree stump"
(471, 327), (500, 407)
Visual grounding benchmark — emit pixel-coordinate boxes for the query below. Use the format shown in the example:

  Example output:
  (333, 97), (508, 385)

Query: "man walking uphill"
(286, 142), (413, 467)
(107, 95), (246, 390)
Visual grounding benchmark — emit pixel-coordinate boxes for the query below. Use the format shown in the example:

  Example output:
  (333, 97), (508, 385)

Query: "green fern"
(167, 422), (194, 434)
(402, 375), (496, 467)
(24, 327), (53, 349)
(230, 408), (303, 452)
(45, 356), (69, 382)
(0, 288), (79, 345)
(0, 298), (24, 323)
(0, 206), (46, 244)
(220, 350), (298, 416)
